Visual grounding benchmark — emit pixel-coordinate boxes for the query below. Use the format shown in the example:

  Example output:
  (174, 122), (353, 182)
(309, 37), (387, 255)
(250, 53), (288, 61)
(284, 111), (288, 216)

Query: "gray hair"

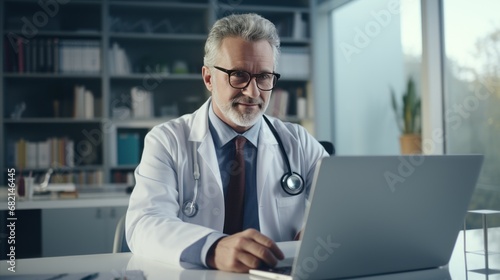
(203, 13), (280, 68)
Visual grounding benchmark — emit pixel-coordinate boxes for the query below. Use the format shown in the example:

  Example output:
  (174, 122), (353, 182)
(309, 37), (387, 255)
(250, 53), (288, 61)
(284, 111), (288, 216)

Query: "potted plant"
(390, 77), (422, 154)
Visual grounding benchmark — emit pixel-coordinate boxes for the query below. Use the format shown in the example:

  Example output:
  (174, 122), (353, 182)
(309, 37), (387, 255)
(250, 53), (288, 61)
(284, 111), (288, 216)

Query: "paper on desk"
(276, 241), (299, 267)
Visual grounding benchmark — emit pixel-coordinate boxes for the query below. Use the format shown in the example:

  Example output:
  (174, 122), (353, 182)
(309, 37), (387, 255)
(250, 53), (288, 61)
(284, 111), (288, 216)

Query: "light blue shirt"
(208, 102), (261, 231)
(180, 101), (262, 266)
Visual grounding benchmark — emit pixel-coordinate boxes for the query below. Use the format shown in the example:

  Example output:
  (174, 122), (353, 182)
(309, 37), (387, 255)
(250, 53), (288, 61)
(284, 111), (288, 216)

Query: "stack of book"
(266, 88), (289, 120)
(108, 42), (131, 75)
(4, 37), (101, 74)
(8, 137), (75, 169)
(277, 47), (310, 78)
(131, 86), (154, 118)
(73, 85), (95, 119)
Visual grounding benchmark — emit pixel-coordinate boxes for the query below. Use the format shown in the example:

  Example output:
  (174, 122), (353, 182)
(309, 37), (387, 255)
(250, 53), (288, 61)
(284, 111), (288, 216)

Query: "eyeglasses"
(214, 66), (281, 91)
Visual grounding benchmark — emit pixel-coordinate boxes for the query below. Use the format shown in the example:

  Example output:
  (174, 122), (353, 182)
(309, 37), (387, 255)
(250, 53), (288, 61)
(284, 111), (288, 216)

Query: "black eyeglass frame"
(213, 66), (281, 91)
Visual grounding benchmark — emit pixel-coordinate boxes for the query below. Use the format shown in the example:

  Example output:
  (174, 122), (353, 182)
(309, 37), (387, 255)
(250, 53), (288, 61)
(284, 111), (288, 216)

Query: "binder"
(117, 132), (140, 165)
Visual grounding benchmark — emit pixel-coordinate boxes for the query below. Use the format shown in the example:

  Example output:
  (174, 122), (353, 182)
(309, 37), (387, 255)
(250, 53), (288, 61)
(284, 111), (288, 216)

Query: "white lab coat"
(126, 98), (328, 267)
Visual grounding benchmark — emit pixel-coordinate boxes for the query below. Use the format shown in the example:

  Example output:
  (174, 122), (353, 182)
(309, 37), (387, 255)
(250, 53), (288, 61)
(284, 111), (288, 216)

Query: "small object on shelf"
(173, 60), (189, 74)
(35, 183), (77, 193)
(112, 106), (132, 119)
(58, 191), (79, 199)
(160, 104), (179, 117)
(11, 102), (26, 119)
(53, 99), (60, 118)
(24, 174), (35, 200)
(296, 88), (307, 119)
(17, 173), (26, 198)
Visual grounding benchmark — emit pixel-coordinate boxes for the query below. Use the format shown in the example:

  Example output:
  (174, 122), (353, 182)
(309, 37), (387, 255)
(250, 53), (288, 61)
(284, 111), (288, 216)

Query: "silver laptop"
(250, 155), (483, 280)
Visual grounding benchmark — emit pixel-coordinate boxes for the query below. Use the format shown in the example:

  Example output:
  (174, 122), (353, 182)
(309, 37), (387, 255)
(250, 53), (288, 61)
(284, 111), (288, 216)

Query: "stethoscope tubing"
(182, 115), (304, 217)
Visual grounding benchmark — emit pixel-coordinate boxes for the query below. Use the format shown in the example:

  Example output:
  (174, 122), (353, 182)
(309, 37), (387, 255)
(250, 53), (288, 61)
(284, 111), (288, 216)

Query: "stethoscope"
(182, 115), (304, 217)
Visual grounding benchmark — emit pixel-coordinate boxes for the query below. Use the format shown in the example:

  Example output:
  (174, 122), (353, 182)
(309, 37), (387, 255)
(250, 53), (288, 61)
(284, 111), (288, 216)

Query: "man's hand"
(206, 229), (284, 273)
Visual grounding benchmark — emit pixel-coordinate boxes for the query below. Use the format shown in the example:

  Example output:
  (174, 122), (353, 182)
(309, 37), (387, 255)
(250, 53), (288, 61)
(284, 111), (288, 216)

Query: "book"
(265, 88), (289, 120)
(65, 138), (75, 167)
(37, 140), (51, 168)
(74, 84), (85, 118)
(26, 141), (37, 169)
(117, 132), (140, 165)
(73, 85), (95, 119)
(53, 38), (59, 73)
(131, 87), (154, 118)
(277, 47), (310, 78)
(84, 89), (95, 118)
(17, 37), (24, 73)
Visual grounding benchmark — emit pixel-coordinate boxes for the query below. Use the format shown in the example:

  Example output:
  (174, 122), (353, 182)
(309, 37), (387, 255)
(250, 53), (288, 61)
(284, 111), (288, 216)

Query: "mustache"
(231, 95), (263, 105)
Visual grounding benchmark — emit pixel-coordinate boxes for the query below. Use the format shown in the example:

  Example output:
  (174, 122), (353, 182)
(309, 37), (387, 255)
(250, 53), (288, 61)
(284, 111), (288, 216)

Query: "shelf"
(280, 37), (310, 45)
(278, 76), (310, 82)
(109, 33), (206, 41)
(3, 0), (102, 4)
(1, 1), (313, 186)
(110, 165), (138, 170)
(3, 73), (101, 79)
(232, 5), (309, 13)
(109, 1), (209, 10)
(0, 194), (130, 210)
(110, 118), (168, 128)
(6, 165), (105, 172)
(110, 73), (200, 80)
(4, 118), (102, 124)
(4, 30), (102, 38)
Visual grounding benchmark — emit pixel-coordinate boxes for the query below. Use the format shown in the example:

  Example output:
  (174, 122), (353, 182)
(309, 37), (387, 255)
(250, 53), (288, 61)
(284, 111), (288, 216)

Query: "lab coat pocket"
(275, 196), (304, 240)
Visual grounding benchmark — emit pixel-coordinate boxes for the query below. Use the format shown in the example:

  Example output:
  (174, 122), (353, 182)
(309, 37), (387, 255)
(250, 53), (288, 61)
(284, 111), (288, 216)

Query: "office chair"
(319, 141), (335, 155)
(113, 214), (130, 253)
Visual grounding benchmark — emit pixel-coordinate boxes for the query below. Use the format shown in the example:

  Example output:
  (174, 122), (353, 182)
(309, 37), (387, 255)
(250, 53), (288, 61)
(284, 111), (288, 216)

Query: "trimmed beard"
(211, 81), (269, 128)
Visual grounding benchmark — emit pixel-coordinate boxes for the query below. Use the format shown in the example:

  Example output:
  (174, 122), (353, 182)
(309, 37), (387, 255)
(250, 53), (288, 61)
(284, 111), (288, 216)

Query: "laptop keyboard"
(259, 266), (293, 275)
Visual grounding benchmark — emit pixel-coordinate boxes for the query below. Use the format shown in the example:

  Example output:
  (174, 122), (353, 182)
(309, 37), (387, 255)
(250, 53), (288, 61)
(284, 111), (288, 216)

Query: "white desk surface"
(0, 188), (130, 210)
(1, 228), (499, 280)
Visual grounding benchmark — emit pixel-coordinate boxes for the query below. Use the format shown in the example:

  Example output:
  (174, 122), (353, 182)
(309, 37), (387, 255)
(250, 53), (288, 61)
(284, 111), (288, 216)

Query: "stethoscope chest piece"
(281, 172), (304, 195)
(182, 200), (198, 217)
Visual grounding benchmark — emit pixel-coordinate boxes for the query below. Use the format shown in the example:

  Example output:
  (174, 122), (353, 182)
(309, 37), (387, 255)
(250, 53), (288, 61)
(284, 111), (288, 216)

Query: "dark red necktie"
(223, 136), (247, 234)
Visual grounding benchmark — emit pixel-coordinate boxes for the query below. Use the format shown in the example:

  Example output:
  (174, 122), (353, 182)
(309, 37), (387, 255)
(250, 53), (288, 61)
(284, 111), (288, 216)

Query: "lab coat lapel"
(256, 117), (279, 203)
(188, 98), (223, 191)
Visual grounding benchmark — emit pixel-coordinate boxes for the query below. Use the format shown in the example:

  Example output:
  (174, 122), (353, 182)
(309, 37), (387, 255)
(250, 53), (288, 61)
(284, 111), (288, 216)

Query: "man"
(126, 13), (328, 273)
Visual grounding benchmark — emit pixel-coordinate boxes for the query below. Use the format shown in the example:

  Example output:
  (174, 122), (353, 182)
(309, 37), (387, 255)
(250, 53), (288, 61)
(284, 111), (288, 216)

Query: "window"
(326, 0), (422, 155)
(443, 0), (500, 227)
(314, 0), (499, 227)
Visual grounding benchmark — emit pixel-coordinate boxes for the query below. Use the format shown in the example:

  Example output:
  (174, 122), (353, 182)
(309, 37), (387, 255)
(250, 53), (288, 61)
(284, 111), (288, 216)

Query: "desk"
(1, 228), (499, 280)
(0, 188), (130, 258)
(0, 187), (130, 210)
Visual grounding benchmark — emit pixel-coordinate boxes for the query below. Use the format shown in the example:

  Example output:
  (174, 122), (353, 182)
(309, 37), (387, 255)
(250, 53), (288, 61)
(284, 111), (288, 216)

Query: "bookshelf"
(1, 0), (312, 188)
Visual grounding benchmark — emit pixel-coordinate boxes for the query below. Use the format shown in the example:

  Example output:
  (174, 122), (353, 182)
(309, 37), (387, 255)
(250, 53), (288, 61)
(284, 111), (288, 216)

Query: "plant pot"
(399, 134), (422, 154)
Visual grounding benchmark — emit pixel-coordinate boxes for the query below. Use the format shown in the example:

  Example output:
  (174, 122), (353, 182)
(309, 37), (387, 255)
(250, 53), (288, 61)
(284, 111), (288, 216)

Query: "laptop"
(250, 155), (483, 280)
